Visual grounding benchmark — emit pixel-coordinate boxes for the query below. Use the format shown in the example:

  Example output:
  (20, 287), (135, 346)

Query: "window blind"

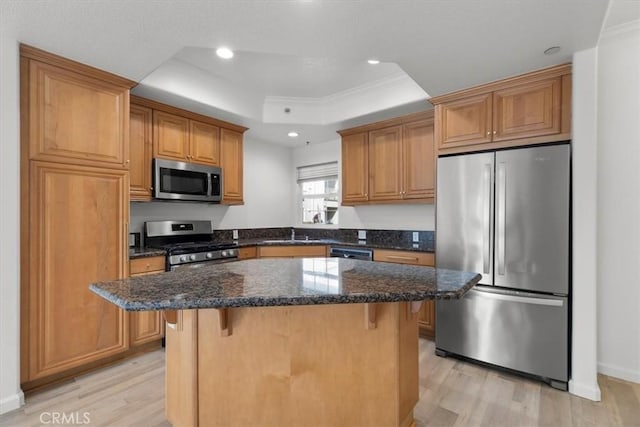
(297, 162), (338, 182)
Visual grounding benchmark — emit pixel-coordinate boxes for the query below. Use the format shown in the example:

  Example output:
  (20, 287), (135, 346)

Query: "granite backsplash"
(210, 227), (434, 249)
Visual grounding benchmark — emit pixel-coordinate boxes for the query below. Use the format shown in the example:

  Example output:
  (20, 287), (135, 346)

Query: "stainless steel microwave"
(153, 158), (222, 202)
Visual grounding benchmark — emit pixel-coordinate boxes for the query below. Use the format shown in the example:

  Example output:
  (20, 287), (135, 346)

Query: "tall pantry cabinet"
(20, 45), (136, 389)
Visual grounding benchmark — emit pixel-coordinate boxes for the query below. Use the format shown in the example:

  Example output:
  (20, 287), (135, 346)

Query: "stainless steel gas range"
(144, 220), (238, 271)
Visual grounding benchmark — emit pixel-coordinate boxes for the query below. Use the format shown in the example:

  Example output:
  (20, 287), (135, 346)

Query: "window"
(297, 162), (339, 225)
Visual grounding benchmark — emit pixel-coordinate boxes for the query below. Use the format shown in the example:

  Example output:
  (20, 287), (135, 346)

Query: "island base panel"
(166, 303), (419, 427)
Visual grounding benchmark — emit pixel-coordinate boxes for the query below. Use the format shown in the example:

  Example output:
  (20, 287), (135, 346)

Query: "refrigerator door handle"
(470, 288), (564, 307)
(496, 162), (506, 276)
(483, 163), (492, 274)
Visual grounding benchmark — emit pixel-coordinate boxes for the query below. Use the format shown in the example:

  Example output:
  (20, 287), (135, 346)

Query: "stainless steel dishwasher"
(328, 246), (373, 261)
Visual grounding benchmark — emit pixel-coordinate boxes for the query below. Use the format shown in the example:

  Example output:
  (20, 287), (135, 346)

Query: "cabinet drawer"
(130, 256), (166, 275)
(258, 245), (327, 258)
(238, 246), (257, 259)
(373, 249), (434, 266)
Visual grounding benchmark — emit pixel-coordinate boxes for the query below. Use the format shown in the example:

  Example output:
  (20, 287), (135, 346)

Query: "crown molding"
(600, 19), (640, 40)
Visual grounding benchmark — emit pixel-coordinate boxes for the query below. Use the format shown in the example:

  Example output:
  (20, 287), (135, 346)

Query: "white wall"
(131, 137), (293, 234)
(0, 35), (24, 414)
(570, 47), (601, 400)
(292, 139), (436, 230)
(596, 21), (640, 383)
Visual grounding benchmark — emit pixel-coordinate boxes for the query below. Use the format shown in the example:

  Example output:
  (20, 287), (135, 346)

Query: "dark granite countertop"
(128, 238), (434, 260)
(91, 258), (480, 311)
(129, 247), (167, 258)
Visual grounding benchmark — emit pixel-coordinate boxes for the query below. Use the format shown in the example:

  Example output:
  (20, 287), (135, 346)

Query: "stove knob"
(189, 254), (196, 261)
(221, 250), (228, 257)
(228, 249), (236, 256)
(179, 256), (186, 262)
(206, 252), (214, 259)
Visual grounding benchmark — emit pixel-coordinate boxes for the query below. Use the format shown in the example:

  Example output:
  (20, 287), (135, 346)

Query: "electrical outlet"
(358, 230), (367, 240)
(412, 232), (419, 243)
(232, 229), (239, 240)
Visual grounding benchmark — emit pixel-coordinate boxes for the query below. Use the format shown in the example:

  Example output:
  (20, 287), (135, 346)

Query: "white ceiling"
(2, 0), (634, 146)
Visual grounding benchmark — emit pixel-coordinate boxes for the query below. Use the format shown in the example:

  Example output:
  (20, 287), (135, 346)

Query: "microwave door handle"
(207, 173), (212, 197)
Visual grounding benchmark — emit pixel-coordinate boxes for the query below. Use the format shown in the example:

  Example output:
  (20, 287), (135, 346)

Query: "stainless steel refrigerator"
(435, 143), (570, 390)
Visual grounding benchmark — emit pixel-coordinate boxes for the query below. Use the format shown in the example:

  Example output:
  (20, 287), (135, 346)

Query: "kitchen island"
(91, 258), (480, 427)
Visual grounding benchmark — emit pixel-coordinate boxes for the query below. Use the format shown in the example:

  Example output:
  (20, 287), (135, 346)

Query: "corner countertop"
(129, 238), (434, 260)
(91, 257), (480, 311)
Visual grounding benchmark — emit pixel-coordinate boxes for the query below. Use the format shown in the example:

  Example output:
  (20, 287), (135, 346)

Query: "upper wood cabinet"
(130, 96), (247, 203)
(339, 111), (435, 205)
(129, 104), (153, 201)
(154, 111), (190, 161)
(154, 111), (220, 166)
(431, 63), (571, 155)
(220, 128), (244, 204)
(369, 126), (403, 201)
(437, 93), (493, 148)
(22, 48), (133, 169)
(403, 119), (436, 199)
(190, 121), (220, 165)
(341, 132), (369, 203)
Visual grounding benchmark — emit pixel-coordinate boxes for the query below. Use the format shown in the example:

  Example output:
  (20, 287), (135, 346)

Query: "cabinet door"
(220, 128), (244, 204)
(492, 77), (561, 141)
(27, 60), (129, 168)
(341, 132), (369, 204)
(403, 120), (435, 199)
(129, 104), (152, 201)
(154, 111), (189, 161)
(190, 120), (220, 166)
(437, 93), (492, 150)
(238, 246), (258, 260)
(26, 161), (129, 380)
(129, 257), (165, 346)
(418, 301), (435, 339)
(368, 126), (403, 201)
(373, 249), (436, 339)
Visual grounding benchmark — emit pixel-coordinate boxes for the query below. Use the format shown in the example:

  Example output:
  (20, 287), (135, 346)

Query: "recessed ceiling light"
(288, 131), (299, 138)
(544, 46), (561, 55)
(216, 47), (234, 59)
(367, 59), (380, 65)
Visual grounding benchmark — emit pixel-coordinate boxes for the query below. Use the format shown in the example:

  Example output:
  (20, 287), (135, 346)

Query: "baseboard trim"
(569, 379), (601, 401)
(598, 362), (640, 384)
(0, 390), (25, 415)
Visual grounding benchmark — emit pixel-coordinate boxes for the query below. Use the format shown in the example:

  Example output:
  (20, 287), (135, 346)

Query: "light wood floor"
(2, 339), (639, 426)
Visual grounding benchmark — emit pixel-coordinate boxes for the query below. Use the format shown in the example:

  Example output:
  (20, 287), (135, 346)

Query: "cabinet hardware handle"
(493, 130), (497, 135)
(486, 131), (490, 136)
(387, 255), (419, 261)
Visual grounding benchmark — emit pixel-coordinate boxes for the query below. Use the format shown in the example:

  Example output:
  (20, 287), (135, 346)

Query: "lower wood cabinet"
(373, 249), (436, 339)
(237, 246), (258, 259)
(257, 245), (327, 258)
(129, 257), (165, 346)
(23, 161), (130, 383)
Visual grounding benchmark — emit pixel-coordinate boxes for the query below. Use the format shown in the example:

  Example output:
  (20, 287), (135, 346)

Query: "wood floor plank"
(2, 339), (639, 427)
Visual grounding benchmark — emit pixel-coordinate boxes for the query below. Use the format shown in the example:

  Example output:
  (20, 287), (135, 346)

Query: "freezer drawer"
(436, 287), (568, 383)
